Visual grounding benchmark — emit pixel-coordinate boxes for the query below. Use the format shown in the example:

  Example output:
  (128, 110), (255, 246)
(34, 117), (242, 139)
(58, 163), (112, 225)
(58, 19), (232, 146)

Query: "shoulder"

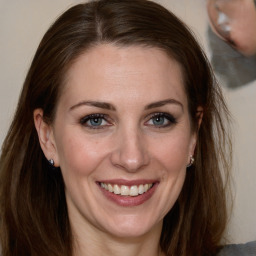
(217, 241), (256, 256)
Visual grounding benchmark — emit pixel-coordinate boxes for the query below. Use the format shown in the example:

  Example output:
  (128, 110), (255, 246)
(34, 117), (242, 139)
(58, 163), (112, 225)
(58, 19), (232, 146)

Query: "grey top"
(217, 241), (256, 256)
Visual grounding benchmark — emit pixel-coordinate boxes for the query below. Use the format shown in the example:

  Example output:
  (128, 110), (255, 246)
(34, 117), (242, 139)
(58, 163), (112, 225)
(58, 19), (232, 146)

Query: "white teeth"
(100, 183), (153, 197)
(113, 184), (121, 194)
(108, 184), (113, 192)
(130, 185), (138, 196)
(138, 184), (144, 194)
(120, 185), (129, 196)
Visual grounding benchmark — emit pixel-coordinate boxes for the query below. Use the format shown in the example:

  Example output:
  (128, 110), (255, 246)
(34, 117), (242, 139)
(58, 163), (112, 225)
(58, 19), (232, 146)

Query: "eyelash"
(79, 112), (177, 129)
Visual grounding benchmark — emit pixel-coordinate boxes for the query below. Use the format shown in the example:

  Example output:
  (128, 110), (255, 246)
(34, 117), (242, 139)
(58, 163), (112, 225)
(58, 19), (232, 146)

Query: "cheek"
(152, 132), (193, 172)
(55, 131), (109, 177)
(152, 134), (189, 218)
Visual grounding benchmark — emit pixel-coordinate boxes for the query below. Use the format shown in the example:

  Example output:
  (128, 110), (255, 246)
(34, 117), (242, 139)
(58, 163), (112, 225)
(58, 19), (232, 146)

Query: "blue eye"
(152, 116), (166, 126)
(89, 117), (103, 126)
(146, 113), (177, 128)
(80, 114), (109, 129)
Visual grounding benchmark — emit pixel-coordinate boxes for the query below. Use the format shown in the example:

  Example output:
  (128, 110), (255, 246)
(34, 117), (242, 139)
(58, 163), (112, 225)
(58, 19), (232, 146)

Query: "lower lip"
(98, 183), (158, 207)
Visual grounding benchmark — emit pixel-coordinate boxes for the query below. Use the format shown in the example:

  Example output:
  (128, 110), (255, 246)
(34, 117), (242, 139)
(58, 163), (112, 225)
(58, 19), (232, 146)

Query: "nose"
(110, 128), (150, 172)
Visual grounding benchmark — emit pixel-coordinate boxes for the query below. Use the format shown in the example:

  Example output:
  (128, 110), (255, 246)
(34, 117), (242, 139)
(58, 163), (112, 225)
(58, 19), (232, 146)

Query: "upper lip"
(97, 179), (158, 186)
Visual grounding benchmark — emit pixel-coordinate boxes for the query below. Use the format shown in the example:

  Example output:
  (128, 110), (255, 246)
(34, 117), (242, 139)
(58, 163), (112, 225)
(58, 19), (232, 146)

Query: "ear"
(33, 109), (59, 167)
(196, 106), (203, 131)
(188, 106), (204, 160)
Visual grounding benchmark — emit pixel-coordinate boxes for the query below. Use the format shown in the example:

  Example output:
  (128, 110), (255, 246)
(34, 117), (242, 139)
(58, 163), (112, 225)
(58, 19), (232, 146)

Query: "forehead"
(60, 44), (187, 109)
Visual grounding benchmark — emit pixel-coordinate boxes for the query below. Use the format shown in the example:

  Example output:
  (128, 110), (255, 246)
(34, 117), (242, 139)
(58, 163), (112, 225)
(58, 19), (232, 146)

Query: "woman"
(0, 0), (252, 255)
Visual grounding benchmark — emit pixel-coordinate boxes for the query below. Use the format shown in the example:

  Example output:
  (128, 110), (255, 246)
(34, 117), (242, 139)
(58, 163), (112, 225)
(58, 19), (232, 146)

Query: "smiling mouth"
(100, 182), (153, 197)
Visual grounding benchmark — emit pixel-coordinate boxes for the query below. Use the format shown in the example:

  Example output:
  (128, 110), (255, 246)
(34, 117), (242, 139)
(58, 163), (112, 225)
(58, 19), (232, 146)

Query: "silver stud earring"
(187, 156), (194, 168)
(48, 159), (54, 166)
(217, 11), (231, 35)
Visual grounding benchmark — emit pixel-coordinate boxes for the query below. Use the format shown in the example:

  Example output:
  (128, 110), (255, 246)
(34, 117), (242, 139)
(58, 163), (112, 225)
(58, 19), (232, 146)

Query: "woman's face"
(49, 44), (197, 238)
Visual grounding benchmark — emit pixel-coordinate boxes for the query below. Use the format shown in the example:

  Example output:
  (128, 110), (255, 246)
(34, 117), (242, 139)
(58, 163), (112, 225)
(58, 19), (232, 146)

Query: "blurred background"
(0, 0), (255, 244)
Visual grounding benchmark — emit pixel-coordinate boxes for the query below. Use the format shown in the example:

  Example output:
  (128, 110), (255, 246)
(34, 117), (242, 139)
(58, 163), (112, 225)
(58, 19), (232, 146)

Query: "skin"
(207, 0), (256, 56)
(34, 44), (199, 256)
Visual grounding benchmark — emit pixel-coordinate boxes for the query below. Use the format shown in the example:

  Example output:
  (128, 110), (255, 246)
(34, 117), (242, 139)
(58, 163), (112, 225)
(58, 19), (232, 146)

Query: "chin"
(101, 214), (162, 239)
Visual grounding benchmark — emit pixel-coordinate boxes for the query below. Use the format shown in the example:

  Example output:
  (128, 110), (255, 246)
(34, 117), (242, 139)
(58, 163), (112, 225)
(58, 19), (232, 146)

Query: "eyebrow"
(69, 98), (183, 112)
(145, 99), (184, 111)
(69, 101), (116, 111)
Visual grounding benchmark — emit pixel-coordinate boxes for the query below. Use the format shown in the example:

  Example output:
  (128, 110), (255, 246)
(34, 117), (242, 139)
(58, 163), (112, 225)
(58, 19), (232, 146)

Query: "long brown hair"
(0, 1), (232, 255)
